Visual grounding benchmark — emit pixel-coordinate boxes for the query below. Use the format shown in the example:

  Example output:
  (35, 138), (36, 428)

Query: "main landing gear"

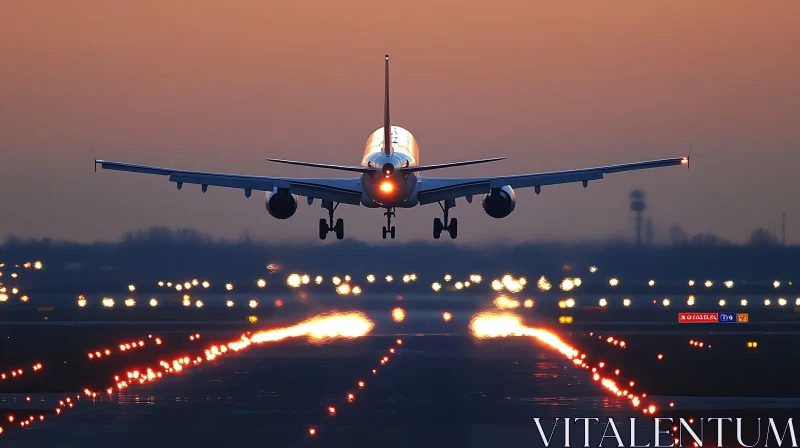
(433, 199), (457, 240)
(382, 208), (396, 239)
(319, 201), (343, 240)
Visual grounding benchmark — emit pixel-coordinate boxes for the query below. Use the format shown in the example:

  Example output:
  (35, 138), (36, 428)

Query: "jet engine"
(265, 189), (298, 219)
(482, 185), (516, 218)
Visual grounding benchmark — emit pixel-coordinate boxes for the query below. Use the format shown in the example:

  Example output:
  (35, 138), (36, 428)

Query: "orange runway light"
(392, 307), (405, 322)
(358, 381), (365, 388)
(328, 406), (336, 415)
(308, 428), (316, 436)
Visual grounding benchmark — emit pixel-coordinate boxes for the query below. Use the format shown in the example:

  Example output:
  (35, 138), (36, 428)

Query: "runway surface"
(1, 263), (800, 447)
(0, 304), (797, 447)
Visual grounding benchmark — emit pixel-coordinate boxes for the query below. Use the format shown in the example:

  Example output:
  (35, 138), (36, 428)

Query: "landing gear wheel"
(319, 218), (329, 240)
(334, 218), (344, 240)
(435, 199), (458, 240)
(382, 208), (397, 239)
(433, 218), (443, 239)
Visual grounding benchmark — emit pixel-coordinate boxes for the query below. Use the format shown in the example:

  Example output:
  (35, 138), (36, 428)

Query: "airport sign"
(678, 312), (749, 324)
(678, 312), (719, 323)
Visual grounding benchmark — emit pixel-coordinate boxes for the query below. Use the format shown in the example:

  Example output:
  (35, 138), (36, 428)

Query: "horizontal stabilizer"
(401, 157), (505, 173)
(265, 158), (375, 174)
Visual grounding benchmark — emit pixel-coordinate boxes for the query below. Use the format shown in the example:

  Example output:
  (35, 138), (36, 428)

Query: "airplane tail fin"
(383, 54), (392, 156)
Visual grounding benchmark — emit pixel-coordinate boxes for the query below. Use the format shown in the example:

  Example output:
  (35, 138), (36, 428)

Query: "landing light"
(380, 181), (393, 193)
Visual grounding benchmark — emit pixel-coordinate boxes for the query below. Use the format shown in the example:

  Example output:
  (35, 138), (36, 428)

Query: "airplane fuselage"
(359, 126), (420, 208)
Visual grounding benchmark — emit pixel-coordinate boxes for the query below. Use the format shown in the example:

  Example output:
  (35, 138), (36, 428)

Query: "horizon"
(0, 223), (789, 248)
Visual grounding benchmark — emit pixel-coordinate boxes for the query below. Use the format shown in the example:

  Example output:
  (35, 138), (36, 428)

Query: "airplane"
(95, 55), (689, 240)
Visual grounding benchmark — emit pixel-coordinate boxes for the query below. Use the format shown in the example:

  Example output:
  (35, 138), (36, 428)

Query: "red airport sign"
(678, 312), (719, 323)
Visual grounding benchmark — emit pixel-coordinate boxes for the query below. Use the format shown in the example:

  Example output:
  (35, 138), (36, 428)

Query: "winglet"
(383, 54), (392, 156)
(90, 144), (97, 172)
(684, 141), (693, 170)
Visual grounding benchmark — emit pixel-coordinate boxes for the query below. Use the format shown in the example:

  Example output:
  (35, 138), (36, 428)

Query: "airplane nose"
(382, 163), (395, 177)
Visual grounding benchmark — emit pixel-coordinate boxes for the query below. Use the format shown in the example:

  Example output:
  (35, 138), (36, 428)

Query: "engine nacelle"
(482, 185), (516, 218)
(265, 189), (298, 219)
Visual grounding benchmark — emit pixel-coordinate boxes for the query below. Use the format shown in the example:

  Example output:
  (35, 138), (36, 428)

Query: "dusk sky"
(1, 1), (798, 244)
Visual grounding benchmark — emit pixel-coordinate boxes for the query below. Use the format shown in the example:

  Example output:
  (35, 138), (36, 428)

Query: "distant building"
(630, 190), (647, 246)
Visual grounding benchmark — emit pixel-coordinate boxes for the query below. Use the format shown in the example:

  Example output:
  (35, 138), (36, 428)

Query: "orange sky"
(1, 1), (799, 244)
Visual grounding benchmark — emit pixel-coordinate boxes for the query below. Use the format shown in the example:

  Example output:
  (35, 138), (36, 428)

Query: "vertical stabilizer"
(383, 54), (392, 155)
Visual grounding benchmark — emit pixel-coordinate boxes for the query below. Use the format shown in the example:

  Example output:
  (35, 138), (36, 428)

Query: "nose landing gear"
(433, 199), (458, 239)
(382, 208), (396, 239)
(319, 201), (344, 240)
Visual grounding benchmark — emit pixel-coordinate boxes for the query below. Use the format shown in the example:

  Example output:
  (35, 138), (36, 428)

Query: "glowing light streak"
(470, 312), (653, 413)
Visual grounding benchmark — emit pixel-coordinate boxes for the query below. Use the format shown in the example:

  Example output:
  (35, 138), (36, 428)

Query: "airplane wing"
(95, 160), (363, 205)
(417, 157), (688, 205)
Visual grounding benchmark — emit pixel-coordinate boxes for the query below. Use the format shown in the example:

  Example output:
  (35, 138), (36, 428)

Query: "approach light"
(380, 181), (393, 193)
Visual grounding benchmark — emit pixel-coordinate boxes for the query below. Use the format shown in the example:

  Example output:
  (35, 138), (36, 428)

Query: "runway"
(1, 262), (800, 447)
(0, 335), (658, 447)
(0, 301), (797, 447)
